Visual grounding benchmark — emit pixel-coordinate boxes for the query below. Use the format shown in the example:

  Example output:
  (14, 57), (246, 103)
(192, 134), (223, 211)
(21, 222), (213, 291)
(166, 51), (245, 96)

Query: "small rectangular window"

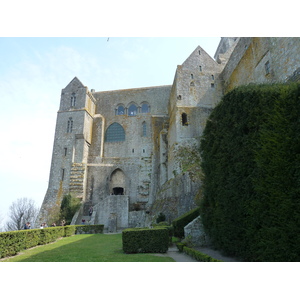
(182, 113), (188, 126)
(211, 83), (215, 88)
(132, 149), (134, 153)
(64, 148), (67, 156)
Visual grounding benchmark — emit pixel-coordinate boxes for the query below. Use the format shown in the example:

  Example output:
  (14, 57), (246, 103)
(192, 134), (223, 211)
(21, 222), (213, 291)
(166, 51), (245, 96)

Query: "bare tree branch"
(4, 198), (39, 231)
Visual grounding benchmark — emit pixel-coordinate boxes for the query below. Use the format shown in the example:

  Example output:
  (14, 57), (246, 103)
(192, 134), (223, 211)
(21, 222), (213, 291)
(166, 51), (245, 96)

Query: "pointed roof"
(181, 45), (216, 67)
(64, 76), (86, 89)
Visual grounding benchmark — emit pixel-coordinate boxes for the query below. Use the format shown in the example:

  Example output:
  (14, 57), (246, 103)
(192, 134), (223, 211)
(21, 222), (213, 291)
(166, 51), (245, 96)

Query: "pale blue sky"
(0, 37), (221, 226)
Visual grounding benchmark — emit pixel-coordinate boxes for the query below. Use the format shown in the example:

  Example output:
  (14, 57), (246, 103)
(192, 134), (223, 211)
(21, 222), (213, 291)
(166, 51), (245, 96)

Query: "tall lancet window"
(71, 93), (76, 107)
(142, 121), (147, 137)
(67, 117), (73, 133)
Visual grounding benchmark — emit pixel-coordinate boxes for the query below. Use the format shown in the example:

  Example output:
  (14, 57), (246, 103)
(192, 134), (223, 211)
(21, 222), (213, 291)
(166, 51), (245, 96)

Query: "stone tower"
(166, 45), (223, 178)
(36, 77), (96, 224)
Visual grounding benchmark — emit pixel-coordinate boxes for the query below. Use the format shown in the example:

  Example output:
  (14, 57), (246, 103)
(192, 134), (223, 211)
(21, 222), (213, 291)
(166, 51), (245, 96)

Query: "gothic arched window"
(116, 105), (125, 115)
(141, 103), (150, 113)
(128, 104), (138, 116)
(67, 117), (73, 133)
(105, 122), (125, 142)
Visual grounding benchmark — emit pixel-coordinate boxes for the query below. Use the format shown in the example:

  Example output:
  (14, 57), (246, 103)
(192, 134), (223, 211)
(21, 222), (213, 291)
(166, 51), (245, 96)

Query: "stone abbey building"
(37, 37), (300, 230)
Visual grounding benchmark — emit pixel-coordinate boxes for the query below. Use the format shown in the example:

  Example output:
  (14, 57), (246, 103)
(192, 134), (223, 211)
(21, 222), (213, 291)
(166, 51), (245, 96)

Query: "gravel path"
(159, 246), (239, 262)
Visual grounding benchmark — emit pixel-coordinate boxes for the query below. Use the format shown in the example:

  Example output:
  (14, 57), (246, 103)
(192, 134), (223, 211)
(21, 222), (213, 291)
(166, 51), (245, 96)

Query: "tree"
(4, 198), (39, 231)
(59, 194), (81, 225)
(0, 212), (3, 232)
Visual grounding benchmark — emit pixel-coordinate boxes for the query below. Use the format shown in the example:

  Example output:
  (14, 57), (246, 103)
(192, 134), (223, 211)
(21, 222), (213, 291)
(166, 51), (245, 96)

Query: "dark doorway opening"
(113, 187), (124, 195)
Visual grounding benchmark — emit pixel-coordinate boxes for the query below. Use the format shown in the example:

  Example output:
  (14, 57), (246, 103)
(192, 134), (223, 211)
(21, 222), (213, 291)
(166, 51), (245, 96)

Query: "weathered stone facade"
(36, 37), (300, 230)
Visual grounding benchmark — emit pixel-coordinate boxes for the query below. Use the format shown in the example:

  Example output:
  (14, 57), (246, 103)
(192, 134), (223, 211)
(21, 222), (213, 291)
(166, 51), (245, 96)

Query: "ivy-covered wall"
(200, 83), (300, 261)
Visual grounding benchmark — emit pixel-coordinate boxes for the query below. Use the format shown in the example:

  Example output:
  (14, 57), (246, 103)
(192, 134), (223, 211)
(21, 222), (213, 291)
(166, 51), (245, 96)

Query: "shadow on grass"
(3, 234), (174, 262)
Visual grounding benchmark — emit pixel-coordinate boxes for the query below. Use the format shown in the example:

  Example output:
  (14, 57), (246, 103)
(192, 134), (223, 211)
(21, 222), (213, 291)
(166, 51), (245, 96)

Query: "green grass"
(1, 233), (175, 262)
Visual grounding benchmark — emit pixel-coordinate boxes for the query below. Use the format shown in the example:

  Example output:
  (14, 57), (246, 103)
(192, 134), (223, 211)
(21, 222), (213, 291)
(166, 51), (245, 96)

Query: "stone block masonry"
(37, 38), (300, 230)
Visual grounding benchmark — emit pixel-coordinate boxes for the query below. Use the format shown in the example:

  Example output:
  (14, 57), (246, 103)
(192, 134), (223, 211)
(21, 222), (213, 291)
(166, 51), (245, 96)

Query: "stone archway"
(109, 168), (125, 195)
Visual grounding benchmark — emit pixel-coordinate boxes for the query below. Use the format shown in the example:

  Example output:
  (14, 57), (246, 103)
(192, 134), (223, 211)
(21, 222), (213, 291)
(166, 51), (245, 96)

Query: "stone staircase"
(69, 163), (86, 197)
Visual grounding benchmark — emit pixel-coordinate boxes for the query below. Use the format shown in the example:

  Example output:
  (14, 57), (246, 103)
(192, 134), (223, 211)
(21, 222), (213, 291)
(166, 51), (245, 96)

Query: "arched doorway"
(109, 169), (125, 195)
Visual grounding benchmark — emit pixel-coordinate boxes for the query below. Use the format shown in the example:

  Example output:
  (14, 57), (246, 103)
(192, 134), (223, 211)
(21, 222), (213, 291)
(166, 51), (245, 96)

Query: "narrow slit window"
(142, 121), (147, 137)
(61, 169), (65, 181)
(199, 66), (202, 72)
(71, 93), (76, 107)
(182, 113), (188, 126)
(64, 148), (67, 156)
(265, 61), (270, 75)
(211, 75), (214, 80)
(191, 74), (194, 79)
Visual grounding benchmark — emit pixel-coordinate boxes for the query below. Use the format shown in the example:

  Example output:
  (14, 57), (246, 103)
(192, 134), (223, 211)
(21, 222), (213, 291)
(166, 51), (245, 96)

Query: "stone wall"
(95, 195), (129, 229)
(148, 172), (200, 225)
(221, 37), (300, 93)
(184, 216), (210, 247)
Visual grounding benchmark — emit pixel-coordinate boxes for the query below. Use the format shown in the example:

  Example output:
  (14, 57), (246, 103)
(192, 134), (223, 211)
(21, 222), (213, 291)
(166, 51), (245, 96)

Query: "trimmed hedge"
(0, 224), (104, 259)
(122, 227), (169, 253)
(200, 83), (300, 261)
(172, 207), (200, 238)
(75, 224), (104, 234)
(64, 225), (77, 237)
(152, 223), (174, 245)
(183, 246), (223, 262)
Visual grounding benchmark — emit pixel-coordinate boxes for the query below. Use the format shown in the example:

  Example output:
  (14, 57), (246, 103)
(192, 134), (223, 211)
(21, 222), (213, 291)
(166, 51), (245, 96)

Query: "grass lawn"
(1, 233), (175, 262)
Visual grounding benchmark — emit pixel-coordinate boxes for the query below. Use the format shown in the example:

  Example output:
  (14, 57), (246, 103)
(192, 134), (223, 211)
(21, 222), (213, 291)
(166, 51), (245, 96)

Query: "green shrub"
(0, 225), (105, 259)
(38, 227), (65, 245)
(64, 225), (76, 237)
(122, 228), (169, 253)
(153, 224), (174, 245)
(156, 212), (166, 223)
(176, 242), (185, 252)
(200, 83), (300, 261)
(60, 194), (81, 225)
(183, 246), (222, 262)
(75, 225), (104, 234)
(172, 207), (200, 238)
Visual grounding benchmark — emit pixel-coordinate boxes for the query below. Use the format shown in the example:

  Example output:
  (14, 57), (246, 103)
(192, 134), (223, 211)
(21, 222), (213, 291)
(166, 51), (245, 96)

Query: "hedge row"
(0, 225), (104, 259)
(75, 224), (104, 234)
(200, 83), (300, 261)
(183, 246), (223, 262)
(172, 207), (200, 238)
(122, 227), (169, 253)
